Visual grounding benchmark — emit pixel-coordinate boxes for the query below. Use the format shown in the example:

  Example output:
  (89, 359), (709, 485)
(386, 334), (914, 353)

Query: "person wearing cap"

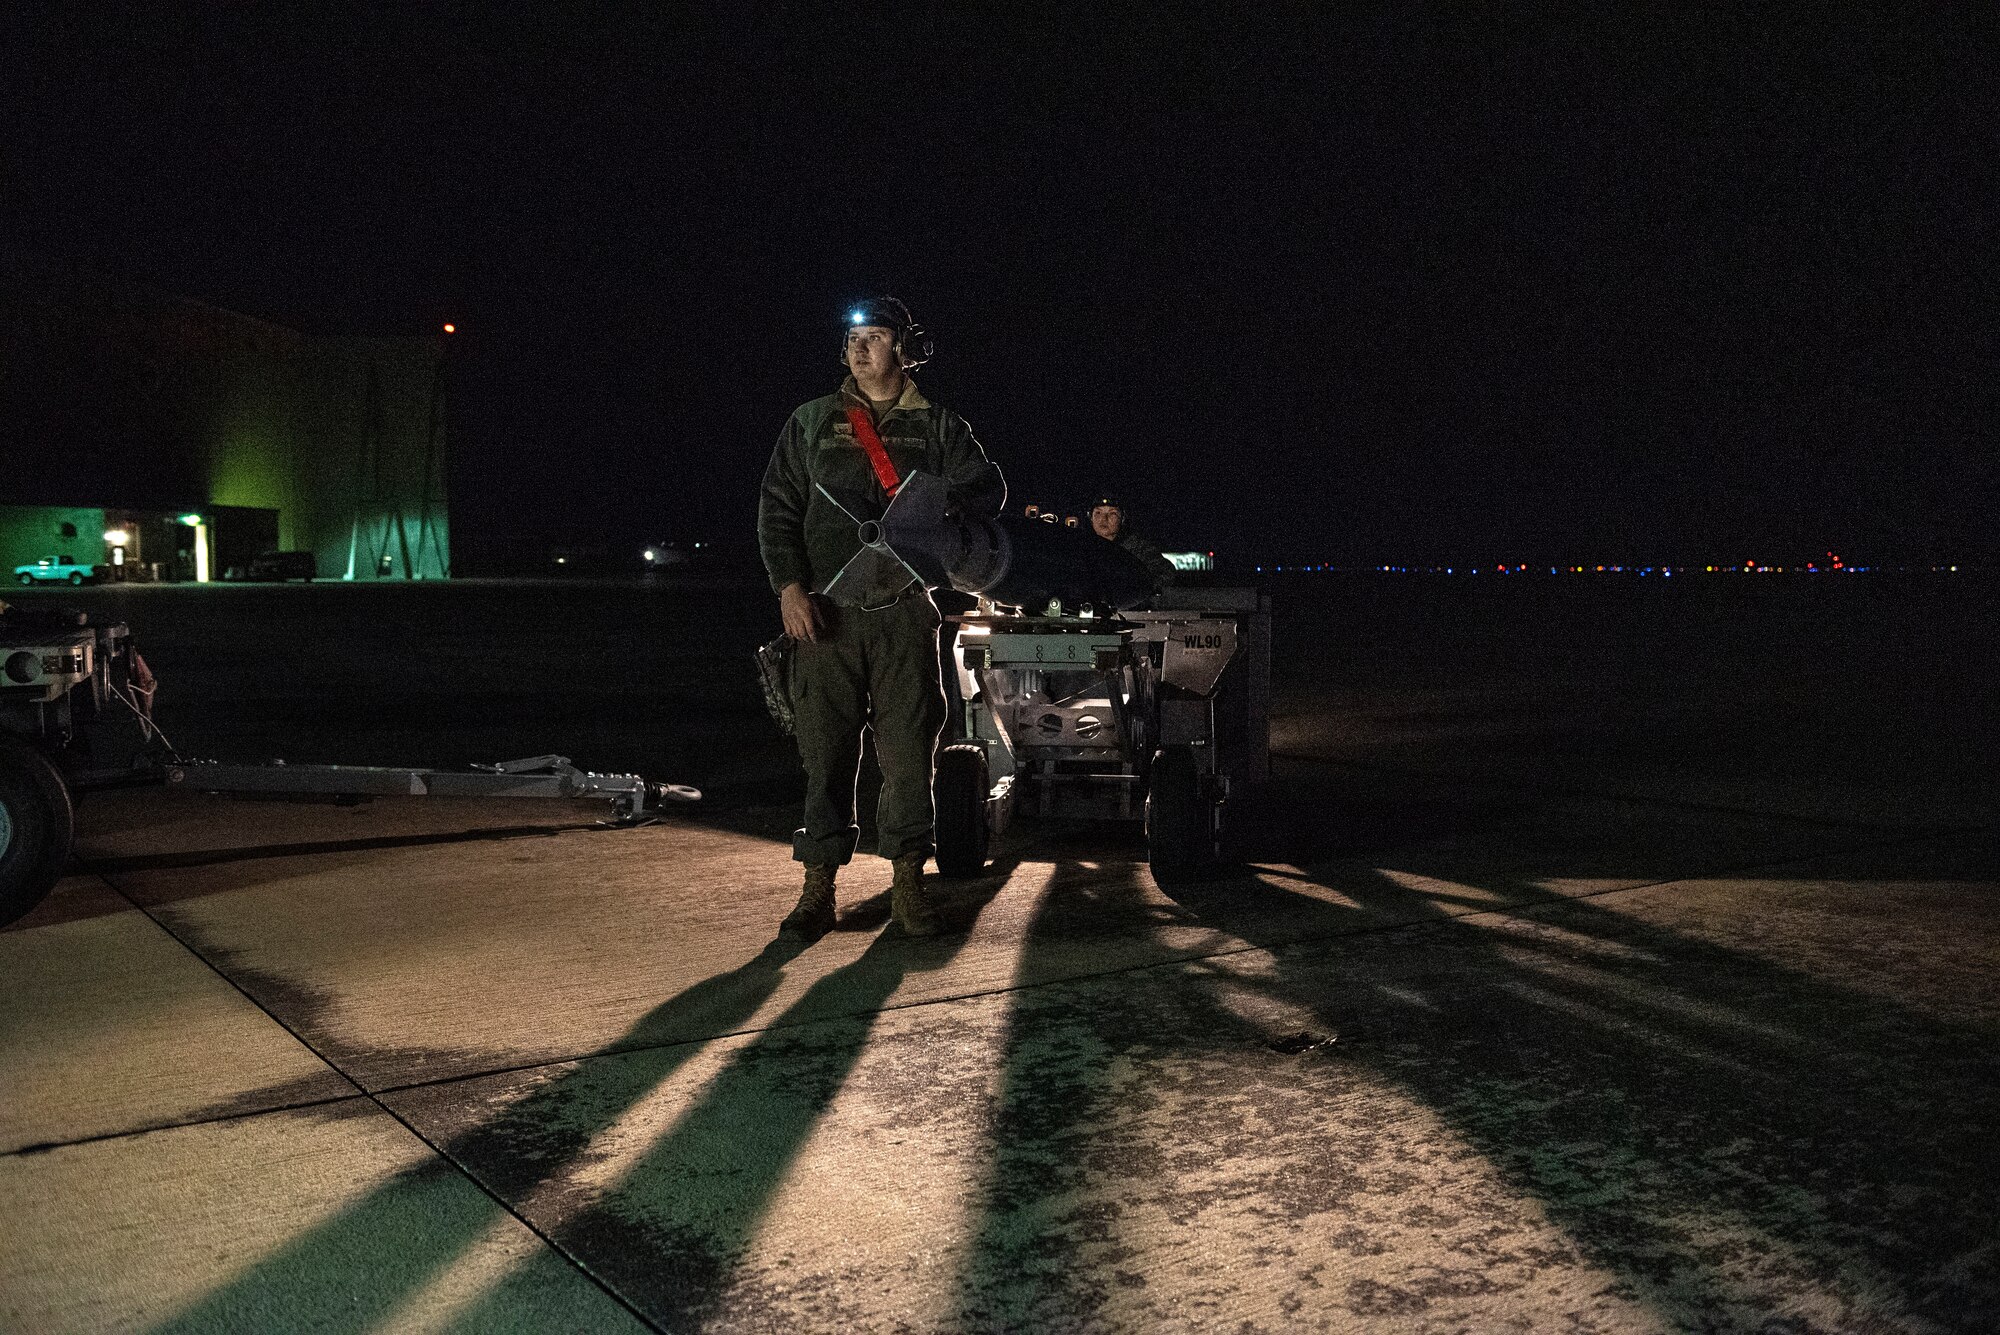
(757, 297), (1006, 939)
(1089, 496), (1176, 591)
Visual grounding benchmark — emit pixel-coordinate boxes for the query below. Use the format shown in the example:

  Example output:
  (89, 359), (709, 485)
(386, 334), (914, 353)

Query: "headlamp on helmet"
(841, 296), (932, 369)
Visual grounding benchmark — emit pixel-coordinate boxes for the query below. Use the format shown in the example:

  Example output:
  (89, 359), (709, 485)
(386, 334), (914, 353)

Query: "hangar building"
(2, 251), (448, 583)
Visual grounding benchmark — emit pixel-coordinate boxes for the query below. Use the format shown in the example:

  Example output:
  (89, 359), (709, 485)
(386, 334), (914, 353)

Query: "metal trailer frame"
(935, 587), (1270, 880)
(0, 615), (696, 927)
(162, 756), (697, 819)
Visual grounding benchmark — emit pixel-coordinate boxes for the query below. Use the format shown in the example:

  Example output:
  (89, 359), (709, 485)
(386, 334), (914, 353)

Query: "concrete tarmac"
(2, 576), (1995, 1333)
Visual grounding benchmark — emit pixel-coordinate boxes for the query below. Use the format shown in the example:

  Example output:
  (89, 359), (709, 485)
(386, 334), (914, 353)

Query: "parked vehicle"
(246, 551), (317, 582)
(12, 556), (98, 587)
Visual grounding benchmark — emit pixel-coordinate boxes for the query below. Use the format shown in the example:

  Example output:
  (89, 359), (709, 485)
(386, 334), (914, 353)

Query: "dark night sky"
(7, 8), (1995, 564)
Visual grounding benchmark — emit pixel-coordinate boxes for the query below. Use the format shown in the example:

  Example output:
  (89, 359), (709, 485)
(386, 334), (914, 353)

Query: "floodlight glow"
(179, 513), (203, 526)
(104, 529), (129, 545)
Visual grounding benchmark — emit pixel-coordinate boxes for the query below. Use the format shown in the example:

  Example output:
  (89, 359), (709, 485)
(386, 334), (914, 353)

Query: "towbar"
(165, 756), (701, 825)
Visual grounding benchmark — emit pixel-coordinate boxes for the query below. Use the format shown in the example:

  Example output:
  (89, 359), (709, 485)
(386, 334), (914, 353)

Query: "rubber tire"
(1146, 746), (1210, 884)
(15, 573), (31, 586)
(933, 743), (991, 878)
(67, 572), (84, 585)
(0, 732), (75, 928)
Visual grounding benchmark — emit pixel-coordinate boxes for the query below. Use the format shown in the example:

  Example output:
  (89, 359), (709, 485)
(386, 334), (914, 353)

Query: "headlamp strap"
(844, 407), (902, 497)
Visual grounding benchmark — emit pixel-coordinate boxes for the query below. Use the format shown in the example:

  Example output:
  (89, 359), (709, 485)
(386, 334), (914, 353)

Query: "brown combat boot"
(888, 853), (941, 937)
(779, 864), (838, 940)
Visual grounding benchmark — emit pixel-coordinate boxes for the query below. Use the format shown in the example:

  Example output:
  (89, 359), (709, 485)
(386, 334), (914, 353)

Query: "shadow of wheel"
(0, 731), (74, 927)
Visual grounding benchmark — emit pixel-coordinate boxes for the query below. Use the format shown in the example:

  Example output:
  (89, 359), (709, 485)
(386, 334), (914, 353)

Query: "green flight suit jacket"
(759, 376), (1006, 607)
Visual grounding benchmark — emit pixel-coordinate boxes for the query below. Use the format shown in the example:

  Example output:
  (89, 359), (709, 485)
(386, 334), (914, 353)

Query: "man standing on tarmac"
(1090, 496), (1177, 591)
(758, 297), (1006, 940)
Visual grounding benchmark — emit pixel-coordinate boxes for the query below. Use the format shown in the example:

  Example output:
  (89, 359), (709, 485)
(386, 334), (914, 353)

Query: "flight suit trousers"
(789, 589), (949, 865)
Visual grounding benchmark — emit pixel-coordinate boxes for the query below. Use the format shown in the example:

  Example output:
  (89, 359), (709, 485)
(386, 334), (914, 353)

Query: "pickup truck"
(13, 556), (98, 587)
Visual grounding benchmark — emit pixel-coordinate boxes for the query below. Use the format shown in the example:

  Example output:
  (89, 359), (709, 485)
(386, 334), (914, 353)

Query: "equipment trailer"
(0, 606), (697, 927)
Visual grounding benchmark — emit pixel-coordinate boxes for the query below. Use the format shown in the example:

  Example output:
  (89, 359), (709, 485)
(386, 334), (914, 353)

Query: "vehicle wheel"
(15, 573), (31, 586)
(1146, 746), (1211, 884)
(0, 731), (75, 928)
(67, 572), (84, 585)
(933, 743), (990, 878)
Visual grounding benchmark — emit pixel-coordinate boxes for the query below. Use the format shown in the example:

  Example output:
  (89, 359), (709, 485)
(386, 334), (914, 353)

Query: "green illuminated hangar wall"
(1, 251), (448, 580)
(292, 337), (450, 581)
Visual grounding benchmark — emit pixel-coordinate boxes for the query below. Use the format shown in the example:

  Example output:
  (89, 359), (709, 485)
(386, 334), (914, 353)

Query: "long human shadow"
(437, 872), (1011, 1333)
(143, 934), (812, 1334)
(1292, 851), (1998, 1327)
(1256, 857), (1991, 1315)
(951, 855), (1242, 1331)
(950, 784), (1518, 1329)
(951, 822), (2000, 1330)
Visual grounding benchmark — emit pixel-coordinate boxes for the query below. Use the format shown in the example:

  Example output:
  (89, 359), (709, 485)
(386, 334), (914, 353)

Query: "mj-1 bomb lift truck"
(843, 468), (1271, 881)
(936, 587), (1270, 881)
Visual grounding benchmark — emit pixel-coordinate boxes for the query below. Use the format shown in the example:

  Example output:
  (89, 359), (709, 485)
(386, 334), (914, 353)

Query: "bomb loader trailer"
(850, 470), (1270, 881)
(0, 608), (699, 928)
